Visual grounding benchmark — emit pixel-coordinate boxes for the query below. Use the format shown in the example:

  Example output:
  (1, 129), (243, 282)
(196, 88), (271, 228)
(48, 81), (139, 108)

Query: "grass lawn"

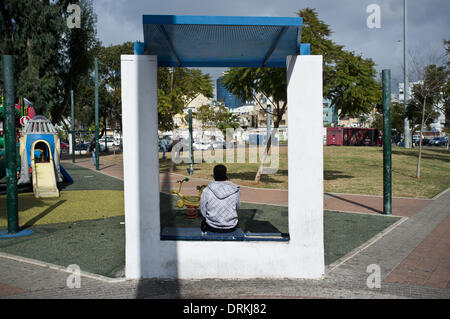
(160, 145), (450, 199)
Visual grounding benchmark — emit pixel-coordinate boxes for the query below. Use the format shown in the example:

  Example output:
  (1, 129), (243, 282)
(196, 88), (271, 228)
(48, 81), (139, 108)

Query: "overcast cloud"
(93, 0), (449, 93)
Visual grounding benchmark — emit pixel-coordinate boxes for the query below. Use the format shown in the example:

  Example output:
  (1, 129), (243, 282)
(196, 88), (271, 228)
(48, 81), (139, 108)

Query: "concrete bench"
(160, 227), (289, 242)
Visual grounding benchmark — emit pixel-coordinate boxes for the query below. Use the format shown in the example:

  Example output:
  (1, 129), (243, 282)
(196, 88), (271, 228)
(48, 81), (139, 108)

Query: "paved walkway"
(0, 155), (445, 298)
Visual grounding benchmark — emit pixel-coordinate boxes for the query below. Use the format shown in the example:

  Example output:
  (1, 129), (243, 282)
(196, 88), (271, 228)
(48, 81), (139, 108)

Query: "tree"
(92, 42), (133, 134)
(299, 8), (382, 117)
(442, 40), (450, 139)
(407, 64), (448, 178)
(221, 8), (381, 183)
(0, 0), (97, 122)
(56, 0), (98, 122)
(214, 105), (240, 136)
(373, 101), (405, 136)
(158, 67), (213, 131)
(326, 50), (382, 117)
(68, 42), (133, 140)
(221, 67), (286, 183)
(195, 104), (216, 130)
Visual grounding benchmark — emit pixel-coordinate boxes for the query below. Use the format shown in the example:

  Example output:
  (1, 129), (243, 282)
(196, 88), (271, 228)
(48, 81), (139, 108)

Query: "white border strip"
(431, 187), (450, 200)
(0, 251), (128, 283)
(324, 209), (404, 217)
(325, 192), (433, 201)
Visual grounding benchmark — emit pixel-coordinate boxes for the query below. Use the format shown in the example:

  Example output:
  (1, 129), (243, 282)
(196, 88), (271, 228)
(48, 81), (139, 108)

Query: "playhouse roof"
(142, 15), (303, 67)
(23, 115), (56, 135)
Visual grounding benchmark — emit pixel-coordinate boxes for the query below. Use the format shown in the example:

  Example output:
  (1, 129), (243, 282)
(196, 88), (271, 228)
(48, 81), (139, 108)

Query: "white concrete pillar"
(286, 55), (324, 277)
(121, 55), (160, 278)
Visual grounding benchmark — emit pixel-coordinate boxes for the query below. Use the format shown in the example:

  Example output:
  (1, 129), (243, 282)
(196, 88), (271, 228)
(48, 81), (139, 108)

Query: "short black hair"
(213, 164), (227, 181)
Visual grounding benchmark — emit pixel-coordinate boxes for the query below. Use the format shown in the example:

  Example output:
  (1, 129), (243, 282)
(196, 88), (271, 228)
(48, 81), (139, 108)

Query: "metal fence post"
(382, 69), (392, 215)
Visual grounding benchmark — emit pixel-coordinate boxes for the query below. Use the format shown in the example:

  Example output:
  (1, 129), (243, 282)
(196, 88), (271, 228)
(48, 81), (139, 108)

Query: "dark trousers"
(201, 218), (238, 233)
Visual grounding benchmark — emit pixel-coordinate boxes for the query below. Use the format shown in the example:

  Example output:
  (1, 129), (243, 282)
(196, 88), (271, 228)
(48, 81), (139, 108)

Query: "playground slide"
(32, 161), (59, 198)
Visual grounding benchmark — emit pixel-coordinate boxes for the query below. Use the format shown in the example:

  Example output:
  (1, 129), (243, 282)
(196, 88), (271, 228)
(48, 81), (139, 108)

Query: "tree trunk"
(416, 99), (426, 179)
(254, 115), (282, 183)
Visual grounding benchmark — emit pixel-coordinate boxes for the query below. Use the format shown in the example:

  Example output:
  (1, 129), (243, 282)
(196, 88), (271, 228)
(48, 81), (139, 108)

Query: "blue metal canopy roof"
(142, 15), (303, 67)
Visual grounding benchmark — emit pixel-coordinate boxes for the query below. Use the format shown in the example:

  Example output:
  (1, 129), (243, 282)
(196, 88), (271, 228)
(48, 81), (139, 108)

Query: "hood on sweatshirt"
(207, 181), (240, 200)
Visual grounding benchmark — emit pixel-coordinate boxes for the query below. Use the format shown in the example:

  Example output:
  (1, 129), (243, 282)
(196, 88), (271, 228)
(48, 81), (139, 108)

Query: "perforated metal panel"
(143, 15), (303, 67)
(23, 115), (56, 135)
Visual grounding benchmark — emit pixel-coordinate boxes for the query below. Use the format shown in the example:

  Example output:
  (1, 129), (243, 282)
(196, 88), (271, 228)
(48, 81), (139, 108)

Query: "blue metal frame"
(134, 42), (145, 55)
(300, 43), (311, 55)
(157, 25), (182, 66)
(142, 14), (305, 68)
(143, 15), (302, 27)
(262, 27), (289, 66)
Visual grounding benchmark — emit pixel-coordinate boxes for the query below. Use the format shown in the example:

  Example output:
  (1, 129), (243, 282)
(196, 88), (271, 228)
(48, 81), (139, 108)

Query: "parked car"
(412, 135), (420, 147)
(435, 136), (449, 146)
(60, 140), (69, 152)
(74, 143), (89, 155)
(421, 138), (431, 146)
(113, 137), (122, 146)
(211, 140), (226, 149)
(99, 136), (115, 151)
(429, 137), (442, 146)
(193, 141), (211, 151)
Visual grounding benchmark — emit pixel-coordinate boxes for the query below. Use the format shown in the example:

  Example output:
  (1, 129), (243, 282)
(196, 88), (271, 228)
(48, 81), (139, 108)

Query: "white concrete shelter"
(121, 15), (324, 279)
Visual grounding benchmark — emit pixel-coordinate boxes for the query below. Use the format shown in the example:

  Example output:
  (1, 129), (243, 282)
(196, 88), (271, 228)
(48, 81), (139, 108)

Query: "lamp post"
(188, 109), (194, 175)
(71, 90), (75, 163)
(403, 0), (410, 148)
(94, 57), (99, 170)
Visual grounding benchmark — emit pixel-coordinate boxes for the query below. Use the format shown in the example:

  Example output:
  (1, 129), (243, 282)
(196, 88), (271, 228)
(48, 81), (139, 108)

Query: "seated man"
(200, 164), (240, 233)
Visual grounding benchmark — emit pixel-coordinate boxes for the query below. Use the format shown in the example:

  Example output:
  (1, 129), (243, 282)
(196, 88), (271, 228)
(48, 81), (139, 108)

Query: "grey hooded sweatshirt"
(200, 181), (241, 229)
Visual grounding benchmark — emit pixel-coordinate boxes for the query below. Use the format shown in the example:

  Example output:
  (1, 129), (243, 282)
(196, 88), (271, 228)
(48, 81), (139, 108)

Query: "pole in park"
(188, 109), (194, 175)
(0, 55), (33, 238)
(267, 104), (271, 143)
(71, 90), (75, 163)
(403, 0), (410, 149)
(94, 57), (100, 171)
(382, 69), (392, 215)
(1, 55), (19, 234)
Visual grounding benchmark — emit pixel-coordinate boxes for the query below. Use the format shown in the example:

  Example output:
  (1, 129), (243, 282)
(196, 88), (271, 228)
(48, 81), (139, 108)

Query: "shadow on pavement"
(20, 200), (66, 229)
(325, 193), (383, 214)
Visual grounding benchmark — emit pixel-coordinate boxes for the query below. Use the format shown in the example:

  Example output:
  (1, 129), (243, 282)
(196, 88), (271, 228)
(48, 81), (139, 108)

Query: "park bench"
(161, 227), (289, 242)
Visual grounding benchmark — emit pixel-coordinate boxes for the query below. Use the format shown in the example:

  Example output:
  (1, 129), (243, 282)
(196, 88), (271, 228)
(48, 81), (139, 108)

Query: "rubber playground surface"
(0, 162), (401, 278)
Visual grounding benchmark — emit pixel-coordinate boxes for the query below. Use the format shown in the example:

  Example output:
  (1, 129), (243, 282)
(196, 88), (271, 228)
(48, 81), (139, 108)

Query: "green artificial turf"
(0, 190), (124, 228)
(0, 216), (125, 278)
(0, 162), (125, 228)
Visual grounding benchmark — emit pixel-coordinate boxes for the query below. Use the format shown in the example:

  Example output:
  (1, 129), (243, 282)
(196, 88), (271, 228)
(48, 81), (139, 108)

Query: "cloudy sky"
(93, 0), (449, 93)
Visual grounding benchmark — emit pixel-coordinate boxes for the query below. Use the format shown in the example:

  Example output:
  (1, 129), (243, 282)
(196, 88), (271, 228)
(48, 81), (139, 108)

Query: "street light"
(403, 0), (411, 148)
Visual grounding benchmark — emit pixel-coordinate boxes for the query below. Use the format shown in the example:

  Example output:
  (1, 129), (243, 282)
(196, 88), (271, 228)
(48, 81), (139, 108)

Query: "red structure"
(327, 127), (381, 146)
(327, 128), (343, 146)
